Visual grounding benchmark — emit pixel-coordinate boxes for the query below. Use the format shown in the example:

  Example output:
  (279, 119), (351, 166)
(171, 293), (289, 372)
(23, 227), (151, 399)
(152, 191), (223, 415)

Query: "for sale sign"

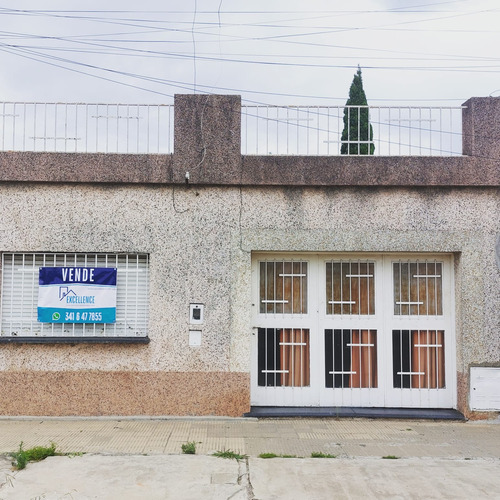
(37, 267), (117, 323)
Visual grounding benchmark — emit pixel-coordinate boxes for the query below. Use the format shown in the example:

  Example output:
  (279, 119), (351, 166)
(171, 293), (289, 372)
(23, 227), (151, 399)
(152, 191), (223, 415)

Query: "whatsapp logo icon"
(52, 312), (61, 321)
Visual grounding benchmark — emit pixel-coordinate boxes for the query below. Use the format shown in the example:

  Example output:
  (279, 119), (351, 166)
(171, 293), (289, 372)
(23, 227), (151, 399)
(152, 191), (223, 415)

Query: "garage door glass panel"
(260, 261), (308, 314)
(325, 329), (378, 388)
(392, 330), (445, 388)
(258, 328), (310, 387)
(326, 261), (375, 315)
(393, 261), (443, 316)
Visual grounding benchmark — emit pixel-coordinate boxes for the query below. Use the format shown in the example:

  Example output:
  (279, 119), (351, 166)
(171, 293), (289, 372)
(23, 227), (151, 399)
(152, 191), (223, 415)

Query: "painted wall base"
(0, 371), (250, 417)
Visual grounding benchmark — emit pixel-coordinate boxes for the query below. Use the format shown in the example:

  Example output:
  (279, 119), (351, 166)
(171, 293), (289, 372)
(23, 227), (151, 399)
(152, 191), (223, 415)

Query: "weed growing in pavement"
(212, 449), (247, 460)
(258, 453), (299, 459)
(311, 452), (336, 458)
(10, 442), (83, 469)
(181, 441), (197, 455)
(382, 455), (400, 459)
(11, 442), (57, 470)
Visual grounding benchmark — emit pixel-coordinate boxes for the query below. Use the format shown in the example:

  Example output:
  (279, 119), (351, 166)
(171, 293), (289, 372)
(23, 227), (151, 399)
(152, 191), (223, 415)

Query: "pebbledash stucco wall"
(0, 95), (498, 418)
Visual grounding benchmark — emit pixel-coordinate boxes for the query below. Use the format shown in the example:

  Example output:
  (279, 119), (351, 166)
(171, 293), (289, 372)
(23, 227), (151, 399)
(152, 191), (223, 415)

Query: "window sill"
(0, 336), (150, 344)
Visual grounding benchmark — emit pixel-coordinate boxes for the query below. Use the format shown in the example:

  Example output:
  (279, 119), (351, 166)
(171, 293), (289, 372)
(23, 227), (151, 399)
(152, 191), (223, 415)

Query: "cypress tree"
(340, 66), (375, 155)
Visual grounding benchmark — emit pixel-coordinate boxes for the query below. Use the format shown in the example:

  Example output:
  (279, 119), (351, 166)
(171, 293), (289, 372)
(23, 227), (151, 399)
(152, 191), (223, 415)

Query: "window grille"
(0, 253), (149, 337)
(258, 328), (310, 387)
(326, 260), (375, 315)
(325, 329), (378, 388)
(393, 261), (442, 315)
(259, 261), (308, 314)
(392, 330), (445, 388)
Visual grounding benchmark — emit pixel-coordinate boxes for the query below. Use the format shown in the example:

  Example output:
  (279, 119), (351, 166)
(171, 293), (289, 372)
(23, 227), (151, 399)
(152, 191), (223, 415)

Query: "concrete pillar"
(173, 94), (241, 184)
(462, 97), (500, 158)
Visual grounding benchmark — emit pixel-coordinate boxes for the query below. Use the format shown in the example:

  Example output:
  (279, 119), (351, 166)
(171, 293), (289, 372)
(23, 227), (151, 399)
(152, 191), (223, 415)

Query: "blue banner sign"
(38, 267), (117, 323)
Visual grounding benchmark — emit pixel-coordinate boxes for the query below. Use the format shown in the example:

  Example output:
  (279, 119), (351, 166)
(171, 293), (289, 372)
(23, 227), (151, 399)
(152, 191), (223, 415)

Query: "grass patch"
(382, 455), (400, 460)
(212, 449), (247, 460)
(181, 441), (197, 455)
(11, 442), (57, 470)
(311, 452), (336, 458)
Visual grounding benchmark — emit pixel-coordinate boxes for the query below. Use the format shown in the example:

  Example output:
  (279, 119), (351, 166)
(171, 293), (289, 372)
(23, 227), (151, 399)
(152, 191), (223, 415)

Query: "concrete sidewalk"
(0, 416), (499, 458)
(0, 417), (499, 499)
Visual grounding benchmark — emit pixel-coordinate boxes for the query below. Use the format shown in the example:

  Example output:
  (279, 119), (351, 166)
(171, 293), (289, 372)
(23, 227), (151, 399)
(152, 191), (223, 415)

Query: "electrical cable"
(0, 4), (497, 107)
(0, 43), (480, 107)
(192, 0), (197, 94)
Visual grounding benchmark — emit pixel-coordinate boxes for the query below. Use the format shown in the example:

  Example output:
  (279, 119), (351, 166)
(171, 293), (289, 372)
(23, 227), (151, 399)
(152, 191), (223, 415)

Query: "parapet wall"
(0, 95), (498, 187)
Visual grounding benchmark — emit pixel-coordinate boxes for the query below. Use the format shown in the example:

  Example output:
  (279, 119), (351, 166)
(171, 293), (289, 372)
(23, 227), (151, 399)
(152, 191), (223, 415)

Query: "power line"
(0, 42), (475, 105)
(1, 27), (498, 69)
(192, 0), (197, 93)
(0, 3), (497, 105)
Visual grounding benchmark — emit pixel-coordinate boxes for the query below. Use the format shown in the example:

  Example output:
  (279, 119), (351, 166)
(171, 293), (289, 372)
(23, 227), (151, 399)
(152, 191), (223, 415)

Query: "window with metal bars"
(392, 330), (445, 389)
(257, 328), (310, 387)
(259, 261), (307, 314)
(325, 329), (378, 388)
(393, 261), (442, 316)
(0, 253), (149, 338)
(326, 260), (375, 315)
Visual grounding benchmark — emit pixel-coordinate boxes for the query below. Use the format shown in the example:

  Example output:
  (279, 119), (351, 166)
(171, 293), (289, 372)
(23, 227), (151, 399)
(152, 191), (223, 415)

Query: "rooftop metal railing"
(0, 102), (174, 154)
(0, 101), (464, 156)
(241, 105), (464, 156)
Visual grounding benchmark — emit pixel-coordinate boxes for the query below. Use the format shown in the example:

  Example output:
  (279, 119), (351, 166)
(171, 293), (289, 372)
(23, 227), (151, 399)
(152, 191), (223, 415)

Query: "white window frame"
(0, 253), (149, 339)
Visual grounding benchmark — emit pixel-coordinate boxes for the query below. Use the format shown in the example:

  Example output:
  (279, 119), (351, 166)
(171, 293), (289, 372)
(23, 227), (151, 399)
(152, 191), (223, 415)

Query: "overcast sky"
(0, 0), (498, 106)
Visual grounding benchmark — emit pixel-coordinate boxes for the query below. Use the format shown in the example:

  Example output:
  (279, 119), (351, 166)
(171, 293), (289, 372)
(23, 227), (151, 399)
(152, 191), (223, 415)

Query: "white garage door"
(251, 253), (456, 409)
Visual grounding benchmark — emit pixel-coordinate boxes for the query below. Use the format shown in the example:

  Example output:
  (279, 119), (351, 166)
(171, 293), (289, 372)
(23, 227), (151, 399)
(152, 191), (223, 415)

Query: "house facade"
(0, 95), (498, 418)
